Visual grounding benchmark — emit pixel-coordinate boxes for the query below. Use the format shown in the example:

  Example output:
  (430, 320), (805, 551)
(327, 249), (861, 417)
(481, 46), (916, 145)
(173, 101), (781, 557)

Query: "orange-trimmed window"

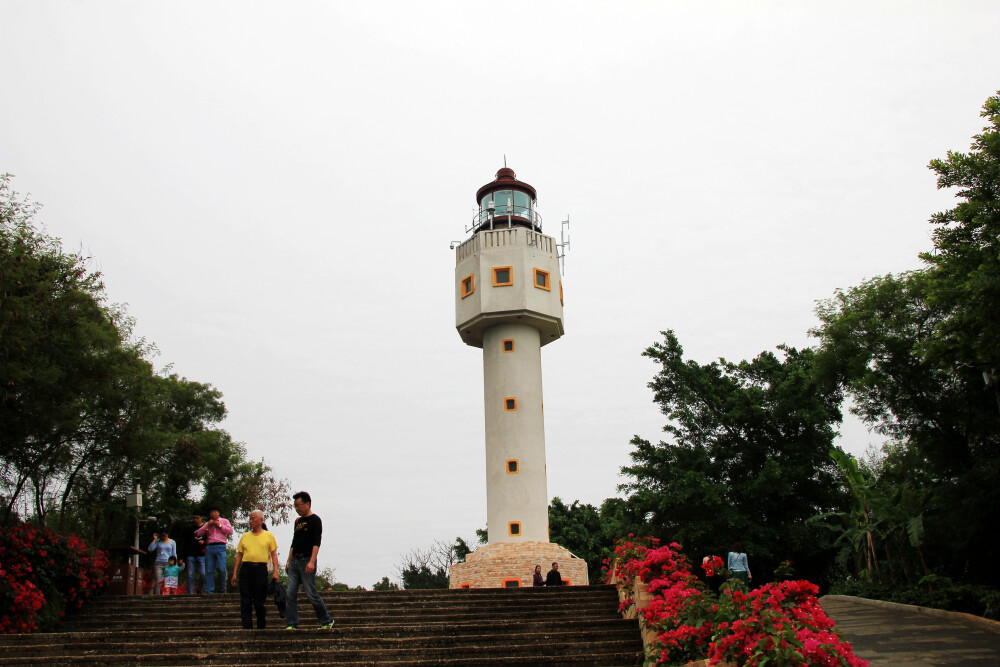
(533, 268), (551, 291)
(559, 280), (564, 305)
(460, 582), (472, 589)
(508, 521), (521, 537)
(503, 578), (520, 588)
(492, 266), (513, 286)
(506, 459), (519, 474)
(563, 579), (572, 586)
(504, 397), (517, 412)
(461, 274), (474, 298)
(502, 338), (514, 352)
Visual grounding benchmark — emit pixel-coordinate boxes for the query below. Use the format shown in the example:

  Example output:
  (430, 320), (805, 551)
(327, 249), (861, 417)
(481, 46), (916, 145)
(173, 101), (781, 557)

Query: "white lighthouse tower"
(449, 167), (588, 588)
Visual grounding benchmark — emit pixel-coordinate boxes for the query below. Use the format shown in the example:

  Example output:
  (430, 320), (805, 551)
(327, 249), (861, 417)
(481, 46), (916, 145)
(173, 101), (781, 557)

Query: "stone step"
(8, 623), (639, 651)
(12, 618), (637, 644)
(65, 605), (613, 631)
(79, 588), (620, 609)
(0, 585), (642, 666)
(0, 635), (642, 662)
(0, 649), (644, 667)
(67, 597), (618, 614)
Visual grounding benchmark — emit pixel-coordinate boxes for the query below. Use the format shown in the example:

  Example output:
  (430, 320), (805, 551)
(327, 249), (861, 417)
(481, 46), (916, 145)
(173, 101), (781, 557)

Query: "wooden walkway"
(820, 595), (1000, 666)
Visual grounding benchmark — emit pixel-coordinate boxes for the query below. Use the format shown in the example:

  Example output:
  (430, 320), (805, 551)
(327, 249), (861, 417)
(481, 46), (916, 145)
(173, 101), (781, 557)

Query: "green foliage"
(548, 497), (610, 584)
(618, 330), (847, 586)
(923, 92), (1000, 369)
(401, 564), (448, 590)
(452, 537), (472, 564)
(396, 540), (454, 589)
(811, 92), (1000, 588)
(0, 175), (290, 548)
(314, 566), (337, 591)
(372, 576), (400, 591)
(829, 578), (1000, 620)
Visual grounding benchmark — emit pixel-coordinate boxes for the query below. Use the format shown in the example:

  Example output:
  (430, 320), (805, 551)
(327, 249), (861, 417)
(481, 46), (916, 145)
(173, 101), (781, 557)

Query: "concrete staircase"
(0, 585), (643, 666)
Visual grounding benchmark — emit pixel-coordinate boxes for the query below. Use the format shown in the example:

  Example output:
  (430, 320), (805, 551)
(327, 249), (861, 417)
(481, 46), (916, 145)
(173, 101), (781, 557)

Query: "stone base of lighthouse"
(449, 541), (589, 589)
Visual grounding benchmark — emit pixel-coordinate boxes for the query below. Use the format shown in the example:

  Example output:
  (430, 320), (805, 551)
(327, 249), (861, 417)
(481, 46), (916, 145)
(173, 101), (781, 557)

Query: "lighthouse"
(449, 167), (588, 588)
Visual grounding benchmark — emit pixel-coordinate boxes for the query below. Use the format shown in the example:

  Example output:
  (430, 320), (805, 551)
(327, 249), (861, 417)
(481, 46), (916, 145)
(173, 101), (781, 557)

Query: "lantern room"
(472, 167), (542, 234)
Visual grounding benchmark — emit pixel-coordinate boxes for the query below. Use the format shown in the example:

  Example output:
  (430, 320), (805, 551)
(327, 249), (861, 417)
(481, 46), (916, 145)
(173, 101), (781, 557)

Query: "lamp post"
(125, 484), (142, 569)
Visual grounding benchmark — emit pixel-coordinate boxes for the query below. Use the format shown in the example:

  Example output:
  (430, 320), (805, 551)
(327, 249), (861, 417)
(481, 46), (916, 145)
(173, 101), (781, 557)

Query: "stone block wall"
(449, 540), (589, 589)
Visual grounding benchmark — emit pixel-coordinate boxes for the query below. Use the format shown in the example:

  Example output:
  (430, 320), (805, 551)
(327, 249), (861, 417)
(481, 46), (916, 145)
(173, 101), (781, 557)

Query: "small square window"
(534, 268), (551, 291)
(502, 339), (514, 352)
(508, 521), (521, 536)
(506, 459), (519, 474)
(460, 582), (472, 589)
(461, 274), (474, 299)
(504, 397), (517, 411)
(503, 578), (521, 588)
(493, 266), (513, 286)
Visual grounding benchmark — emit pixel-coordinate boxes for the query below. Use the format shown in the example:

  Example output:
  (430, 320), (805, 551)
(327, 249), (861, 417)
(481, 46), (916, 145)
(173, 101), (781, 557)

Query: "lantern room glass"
(481, 190), (533, 219)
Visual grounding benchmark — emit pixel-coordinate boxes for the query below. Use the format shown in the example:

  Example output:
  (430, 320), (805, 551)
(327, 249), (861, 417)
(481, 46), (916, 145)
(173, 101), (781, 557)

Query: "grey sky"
(3, 1), (998, 587)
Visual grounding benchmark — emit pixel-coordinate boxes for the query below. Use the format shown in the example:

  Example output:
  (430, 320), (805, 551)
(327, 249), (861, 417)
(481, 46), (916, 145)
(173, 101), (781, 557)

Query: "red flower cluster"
(702, 555), (724, 578)
(608, 538), (869, 667)
(0, 524), (109, 633)
(709, 580), (868, 667)
(603, 534), (661, 612)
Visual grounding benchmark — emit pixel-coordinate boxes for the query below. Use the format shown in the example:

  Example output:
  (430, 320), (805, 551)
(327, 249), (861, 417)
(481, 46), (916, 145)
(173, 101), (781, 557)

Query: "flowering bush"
(0, 524), (109, 633)
(604, 539), (868, 667)
(604, 534), (660, 612)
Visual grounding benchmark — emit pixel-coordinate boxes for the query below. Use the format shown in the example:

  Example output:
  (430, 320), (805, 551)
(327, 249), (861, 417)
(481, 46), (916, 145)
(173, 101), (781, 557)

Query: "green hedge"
(829, 579), (1000, 620)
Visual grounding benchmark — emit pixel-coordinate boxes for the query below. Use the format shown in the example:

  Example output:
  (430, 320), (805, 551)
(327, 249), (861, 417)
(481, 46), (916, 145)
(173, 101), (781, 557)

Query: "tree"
(372, 576), (400, 591)
(619, 331), (847, 584)
(813, 272), (1000, 584)
(548, 497), (608, 584)
(922, 92), (1000, 375)
(810, 92), (1000, 586)
(1, 174), (158, 526)
(0, 175), (291, 547)
(396, 540), (455, 589)
(401, 564), (448, 590)
(452, 536), (472, 563)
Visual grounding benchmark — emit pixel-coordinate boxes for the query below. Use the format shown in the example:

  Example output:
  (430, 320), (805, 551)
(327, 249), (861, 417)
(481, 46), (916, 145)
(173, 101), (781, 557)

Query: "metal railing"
(467, 205), (543, 234)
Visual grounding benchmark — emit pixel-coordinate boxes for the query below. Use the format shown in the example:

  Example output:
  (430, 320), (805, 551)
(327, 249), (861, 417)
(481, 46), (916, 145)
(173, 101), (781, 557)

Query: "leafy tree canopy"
(618, 330), (847, 585)
(811, 92), (1000, 585)
(0, 174), (290, 547)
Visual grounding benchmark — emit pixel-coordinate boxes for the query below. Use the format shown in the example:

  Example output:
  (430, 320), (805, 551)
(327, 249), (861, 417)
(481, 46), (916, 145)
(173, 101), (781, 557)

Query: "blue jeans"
(285, 556), (331, 627)
(204, 544), (227, 594)
(187, 556), (205, 594)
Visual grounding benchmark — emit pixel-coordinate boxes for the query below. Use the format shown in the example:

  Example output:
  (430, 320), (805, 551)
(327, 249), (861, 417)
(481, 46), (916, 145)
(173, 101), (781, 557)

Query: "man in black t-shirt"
(283, 491), (333, 629)
(545, 562), (564, 587)
(185, 512), (207, 595)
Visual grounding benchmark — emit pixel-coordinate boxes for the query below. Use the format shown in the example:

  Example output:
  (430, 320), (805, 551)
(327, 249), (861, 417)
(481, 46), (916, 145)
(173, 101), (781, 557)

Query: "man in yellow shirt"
(231, 510), (280, 630)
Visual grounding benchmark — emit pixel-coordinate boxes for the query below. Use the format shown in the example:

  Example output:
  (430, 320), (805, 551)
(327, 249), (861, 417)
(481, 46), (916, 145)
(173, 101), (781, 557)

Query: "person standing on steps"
(231, 509), (280, 630)
(185, 512), (207, 595)
(532, 564), (545, 587)
(284, 491), (334, 630)
(146, 530), (177, 595)
(545, 562), (563, 587)
(195, 506), (233, 594)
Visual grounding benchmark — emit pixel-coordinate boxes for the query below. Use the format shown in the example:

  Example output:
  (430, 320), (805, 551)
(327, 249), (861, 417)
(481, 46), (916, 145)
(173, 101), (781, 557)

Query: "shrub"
(0, 524), (109, 633)
(604, 538), (868, 666)
(829, 578), (1000, 620)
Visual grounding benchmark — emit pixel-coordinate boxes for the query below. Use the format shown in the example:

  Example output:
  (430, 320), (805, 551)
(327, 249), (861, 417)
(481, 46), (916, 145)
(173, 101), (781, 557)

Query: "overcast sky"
(3, 1), (998, 588)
